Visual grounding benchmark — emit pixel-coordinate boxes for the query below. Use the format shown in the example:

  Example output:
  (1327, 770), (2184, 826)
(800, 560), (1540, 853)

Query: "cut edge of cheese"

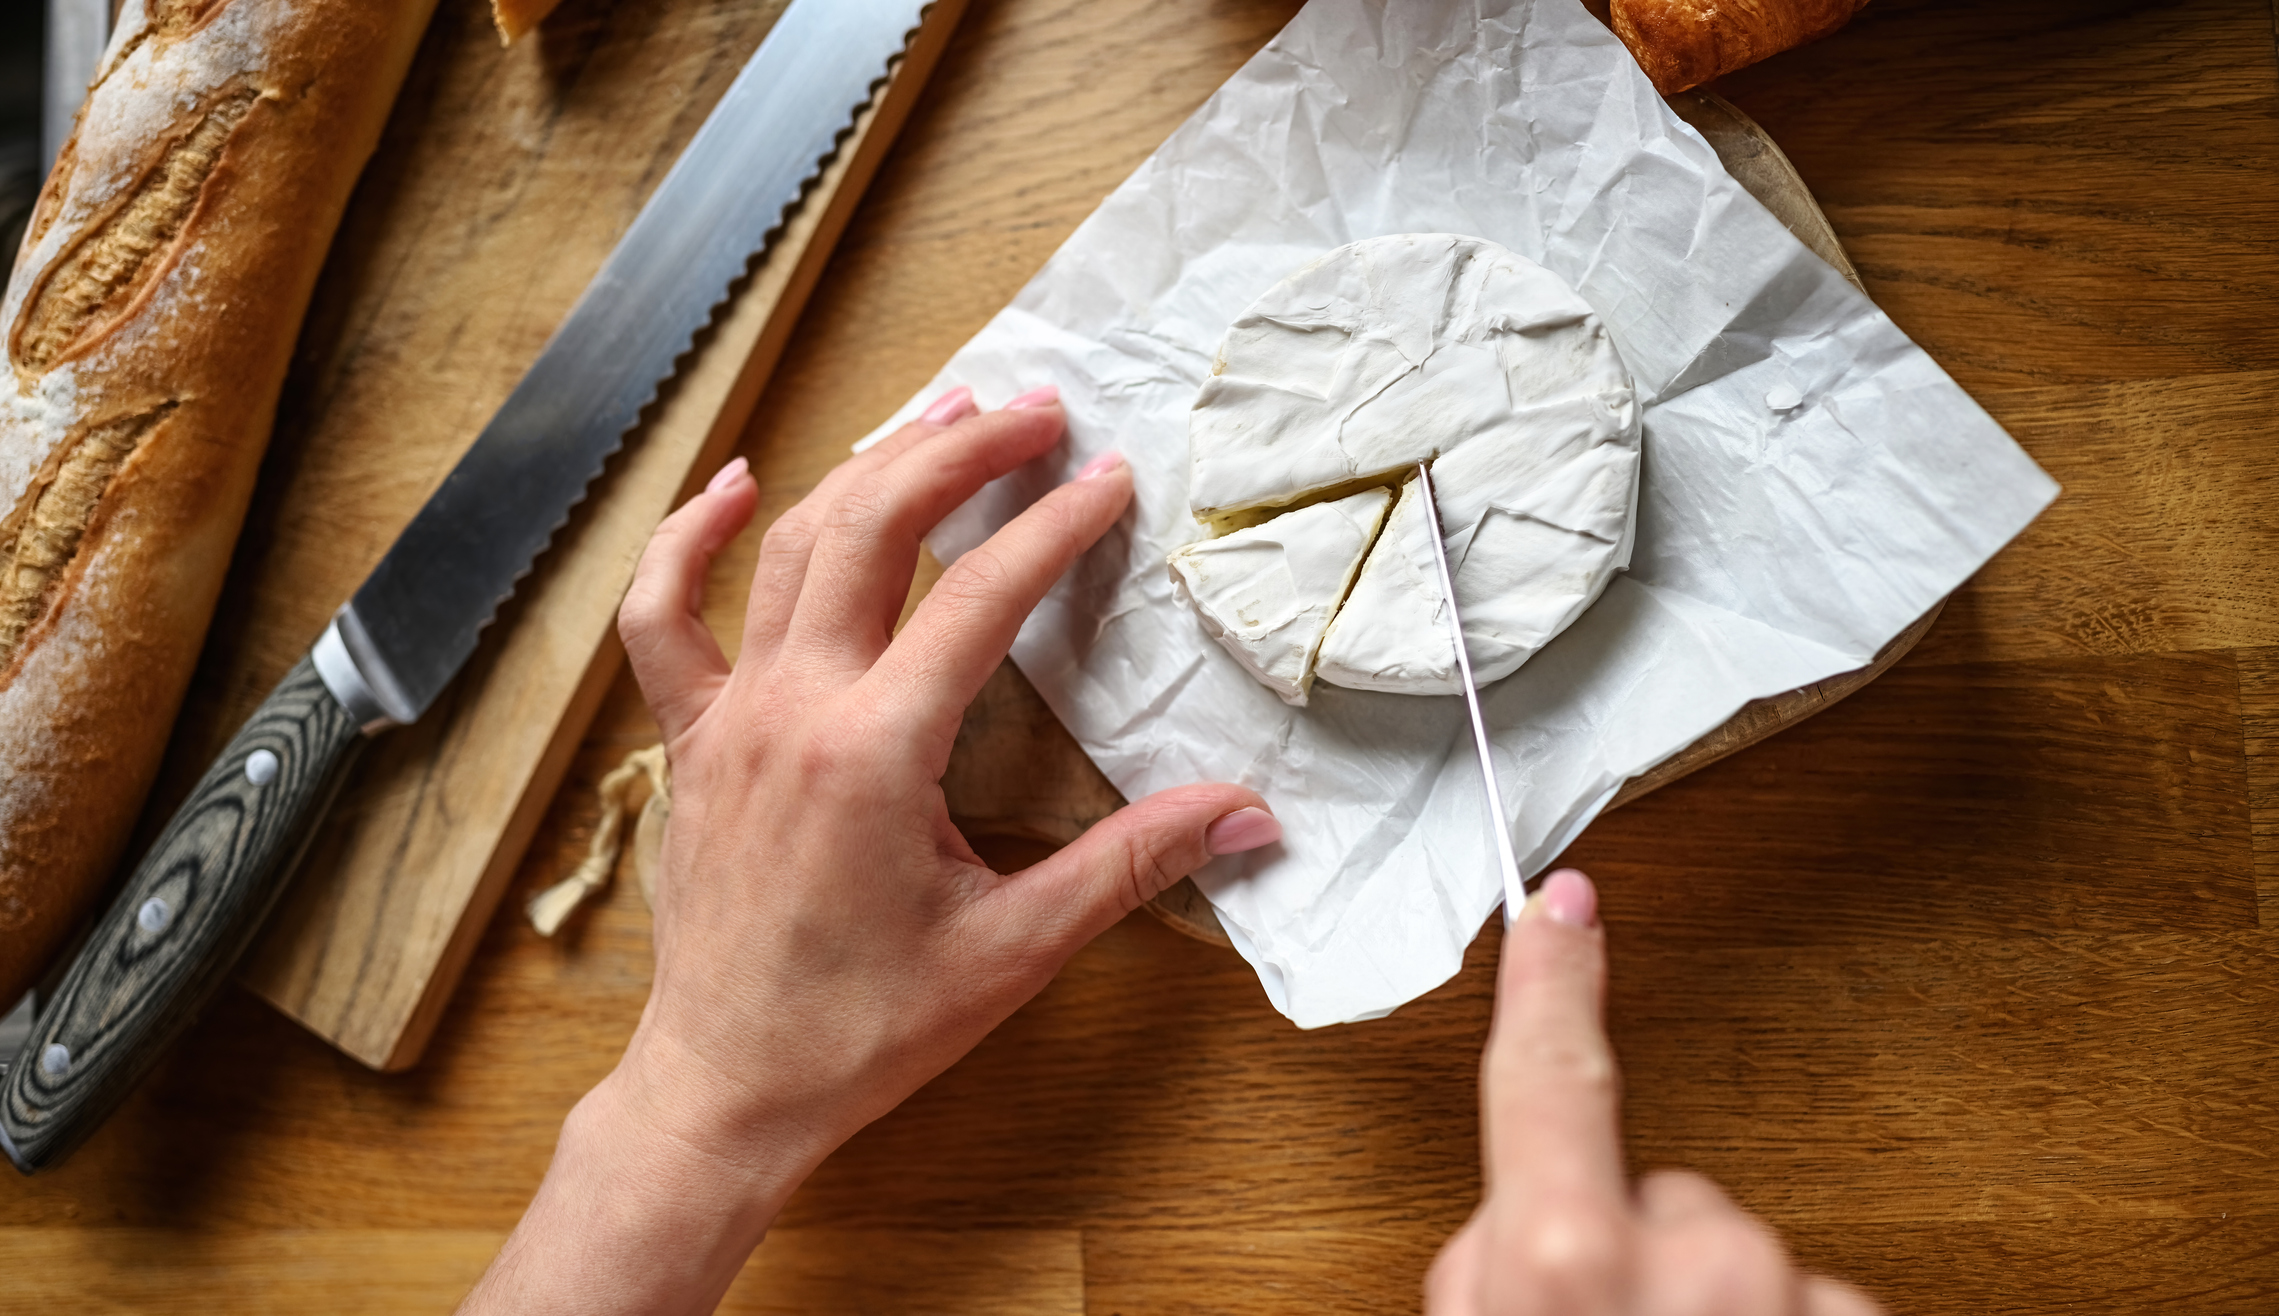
(1167, 485), (1393, 706)
(1314, 442), (1641, 697)
(1315, 476), (1452, 695)
(1196, 466), (1416, 538)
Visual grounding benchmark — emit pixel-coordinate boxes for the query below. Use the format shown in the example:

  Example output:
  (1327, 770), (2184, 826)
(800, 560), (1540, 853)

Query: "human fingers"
(785, 391), (1067, 670)
(1481, 867), (1630, 1310)
(872, 448), (1131, 750)
(1637, 1168), (1737, 1225)
(740, 386), (977, 658)
(620, 457), (759, 743)
(1486, 869), (1624, 1202)
(1803, 1276), (1885, 1316)
(1640, 1225), (1802, 1316)
(1423, 1209), (1489, 1315)
(995, 789), (1274, 953)
(1637, 1182), (1805, 1316)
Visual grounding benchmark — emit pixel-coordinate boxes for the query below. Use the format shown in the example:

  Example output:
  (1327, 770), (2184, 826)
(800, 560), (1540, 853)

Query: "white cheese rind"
(1186, 233), (1641, 698)
(1167, 486), (1392, 706)
(1314, 415), (1639, 694)
(1189, 233), (1637, 523)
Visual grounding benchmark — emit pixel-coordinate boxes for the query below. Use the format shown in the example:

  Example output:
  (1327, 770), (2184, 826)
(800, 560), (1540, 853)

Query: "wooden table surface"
(6, 0), (2278, 1311)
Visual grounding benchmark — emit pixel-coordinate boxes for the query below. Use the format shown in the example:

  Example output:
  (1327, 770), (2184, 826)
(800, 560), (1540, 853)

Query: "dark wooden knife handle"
(0, 653), (364, 1173)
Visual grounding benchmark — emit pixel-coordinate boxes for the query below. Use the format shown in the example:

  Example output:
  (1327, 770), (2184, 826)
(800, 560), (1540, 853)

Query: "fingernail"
(1075, 450), (1126, 480)
(1004, 384), (1060, 411)
(1536, 868), (1598, 928)
(1205, 806), (1281, 856)
(920, 385), (976, 426)
(706, 456), (749, 494)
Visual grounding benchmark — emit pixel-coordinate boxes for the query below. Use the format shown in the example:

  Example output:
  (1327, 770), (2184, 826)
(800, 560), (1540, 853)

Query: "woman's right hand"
(1428, 869), (1883, 1316)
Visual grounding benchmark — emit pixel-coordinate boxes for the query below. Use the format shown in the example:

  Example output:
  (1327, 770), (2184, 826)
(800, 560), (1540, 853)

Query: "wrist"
(613, 968), (884, 1168)
(511, 1067), (817, 1308)
(583, 1033), (837, 1218)
(460, 1066), (821, 1316)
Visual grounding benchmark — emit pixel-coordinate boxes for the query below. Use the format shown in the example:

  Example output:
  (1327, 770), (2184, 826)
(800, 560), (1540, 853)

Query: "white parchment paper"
(858, 0), (2058, 1028)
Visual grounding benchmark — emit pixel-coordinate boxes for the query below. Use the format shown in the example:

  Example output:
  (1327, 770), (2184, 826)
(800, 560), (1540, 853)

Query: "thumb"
(999, 785), (1277, 947)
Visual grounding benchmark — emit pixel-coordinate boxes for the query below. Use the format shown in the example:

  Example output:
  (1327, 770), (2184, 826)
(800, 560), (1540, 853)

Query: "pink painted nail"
(1075, 450), (1126, 480)
(705, 456), (749, 494)
(1205, 807), (1282, 856)
(1539, 868), (1598, 928)
(920, 385), (976, 426)
(1004, 384), (1060, 411)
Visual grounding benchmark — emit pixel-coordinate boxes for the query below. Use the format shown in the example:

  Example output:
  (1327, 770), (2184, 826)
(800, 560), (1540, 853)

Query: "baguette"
(1611, 0), (1870, 94)
(0, 0), (439, 1005)
(491, 0), (569, 46)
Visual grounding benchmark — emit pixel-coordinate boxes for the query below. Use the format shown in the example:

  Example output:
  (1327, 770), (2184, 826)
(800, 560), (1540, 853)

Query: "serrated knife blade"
(342, 0), (931, 724)
(0, 0), (931, 1173)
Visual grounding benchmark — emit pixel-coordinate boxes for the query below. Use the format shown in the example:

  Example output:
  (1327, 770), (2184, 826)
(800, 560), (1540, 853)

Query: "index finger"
(1483, 868), (1628, 1211)
(784, 404), (1070, 671)
(739, 386), (979, 659)
(868, 450), (1134, 754)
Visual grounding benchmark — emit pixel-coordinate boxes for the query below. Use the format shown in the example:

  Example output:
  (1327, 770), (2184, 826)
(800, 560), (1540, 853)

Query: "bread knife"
(0, 0), (934, 1173)
(43, 0), (110, 172)
(1413, 460), (1529, 922)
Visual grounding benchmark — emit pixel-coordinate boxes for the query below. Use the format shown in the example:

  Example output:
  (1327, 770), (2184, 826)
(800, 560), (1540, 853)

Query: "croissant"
(1611, 0), (1871, 94)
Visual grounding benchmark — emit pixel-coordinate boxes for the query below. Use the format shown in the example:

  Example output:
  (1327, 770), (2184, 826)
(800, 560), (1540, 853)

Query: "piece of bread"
(0, 0), (439, 1006)
(1611, 0), (1870, 94)
(491, 0), (568, 45)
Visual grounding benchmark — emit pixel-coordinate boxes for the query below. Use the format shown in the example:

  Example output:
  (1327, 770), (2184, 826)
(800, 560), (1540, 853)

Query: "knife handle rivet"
(245, 749), (280, 786)
(137, 897), (172, 935)
(38, 1044), (69, 1078)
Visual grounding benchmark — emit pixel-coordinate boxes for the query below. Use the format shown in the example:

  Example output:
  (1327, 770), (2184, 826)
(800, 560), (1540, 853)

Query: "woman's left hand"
(462, 385), (1279, 1315)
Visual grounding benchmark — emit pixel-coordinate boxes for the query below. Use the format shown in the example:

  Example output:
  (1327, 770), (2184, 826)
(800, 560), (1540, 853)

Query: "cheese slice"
(1185, 233), (1640, 699)
(1168, 486), (1392, 706)
(1314, 433), (1639, 694)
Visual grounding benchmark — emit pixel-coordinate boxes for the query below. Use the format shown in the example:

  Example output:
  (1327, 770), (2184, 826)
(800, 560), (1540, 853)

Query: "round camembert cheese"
(1177, 233), (1641, 698)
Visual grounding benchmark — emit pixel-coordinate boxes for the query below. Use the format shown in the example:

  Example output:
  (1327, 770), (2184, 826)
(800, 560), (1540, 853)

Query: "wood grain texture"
(140, 0), (966, 1070)
(3, 0), (2275, 1311)
(2244, 645), (2279, 925)
(1568, 649), (2261, 948)
(0, 1227), (1082, 1313)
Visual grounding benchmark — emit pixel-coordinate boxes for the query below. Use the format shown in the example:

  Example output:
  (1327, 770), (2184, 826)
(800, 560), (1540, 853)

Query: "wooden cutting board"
(140, 0), (969, 1071)
(934, 90), (1943, 946)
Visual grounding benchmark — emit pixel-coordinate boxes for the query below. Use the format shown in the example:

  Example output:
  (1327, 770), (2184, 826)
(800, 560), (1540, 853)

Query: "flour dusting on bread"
(0, 369), (80, 512)
(0, 0), (443, 1004)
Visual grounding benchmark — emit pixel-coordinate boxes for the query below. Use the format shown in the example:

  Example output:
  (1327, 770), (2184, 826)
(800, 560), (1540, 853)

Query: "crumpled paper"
(859, 0), (2058, 1028)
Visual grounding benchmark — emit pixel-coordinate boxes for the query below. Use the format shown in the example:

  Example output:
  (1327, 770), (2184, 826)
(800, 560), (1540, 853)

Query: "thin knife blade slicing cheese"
(1179, 234), (1641, 700)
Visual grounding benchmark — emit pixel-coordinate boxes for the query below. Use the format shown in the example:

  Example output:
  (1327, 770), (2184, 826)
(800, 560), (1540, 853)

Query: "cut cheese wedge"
(1168, 486), (1393, 706)
(1182, 233), (1640, 699)
(1315, 437), (1638, 694)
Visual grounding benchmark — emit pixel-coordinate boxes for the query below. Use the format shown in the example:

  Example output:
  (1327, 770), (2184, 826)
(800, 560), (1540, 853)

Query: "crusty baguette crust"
(0, 0), (439, 1004)
(491, 0), (568, 46)
(1611, 0), (1869, 94)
